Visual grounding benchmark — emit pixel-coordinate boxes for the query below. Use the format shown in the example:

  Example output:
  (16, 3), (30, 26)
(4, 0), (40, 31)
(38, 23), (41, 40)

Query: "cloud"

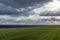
(0, 3), (19, 15)
(28, 0), (60, 16)
(0, 0), (60, 25)
(0, 0), (50, 7)
(0, 14), (60, 25)
(0, 0), (53, 16)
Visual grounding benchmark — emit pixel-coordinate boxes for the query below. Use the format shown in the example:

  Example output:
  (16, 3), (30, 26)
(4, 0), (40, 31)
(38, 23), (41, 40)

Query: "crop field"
(0, 26), (60, 40)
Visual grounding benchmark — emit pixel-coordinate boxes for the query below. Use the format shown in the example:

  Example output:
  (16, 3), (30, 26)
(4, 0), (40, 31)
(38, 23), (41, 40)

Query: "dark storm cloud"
(0, 0), (51, 15)
(0, 3), (18, 15)
(0, 0), (51, 8)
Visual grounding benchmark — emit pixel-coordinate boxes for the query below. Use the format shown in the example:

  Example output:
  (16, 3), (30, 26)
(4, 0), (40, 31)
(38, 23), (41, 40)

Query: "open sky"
(0, 0), (60, 25)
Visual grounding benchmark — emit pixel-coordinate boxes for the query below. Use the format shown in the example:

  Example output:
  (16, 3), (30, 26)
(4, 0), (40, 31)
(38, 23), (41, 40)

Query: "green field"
(0, 26), (60, 40)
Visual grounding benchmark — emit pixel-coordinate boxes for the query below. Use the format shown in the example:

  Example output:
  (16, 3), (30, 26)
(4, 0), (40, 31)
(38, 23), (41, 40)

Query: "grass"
(0, 26), (60, 40)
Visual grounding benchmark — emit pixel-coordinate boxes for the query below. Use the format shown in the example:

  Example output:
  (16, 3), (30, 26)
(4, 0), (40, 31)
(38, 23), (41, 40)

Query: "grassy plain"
(0, 26), (60, 40)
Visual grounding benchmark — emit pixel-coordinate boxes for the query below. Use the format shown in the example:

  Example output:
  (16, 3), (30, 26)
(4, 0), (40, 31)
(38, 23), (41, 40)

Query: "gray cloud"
(0, 0), (51, 15)
(40, 11), (60, 16)
(0, 0), (51, 7)
(0, 0), (60, 25)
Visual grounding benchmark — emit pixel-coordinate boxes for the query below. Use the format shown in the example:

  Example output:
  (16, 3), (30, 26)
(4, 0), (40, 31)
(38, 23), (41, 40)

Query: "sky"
(0, 0), (60, 25)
